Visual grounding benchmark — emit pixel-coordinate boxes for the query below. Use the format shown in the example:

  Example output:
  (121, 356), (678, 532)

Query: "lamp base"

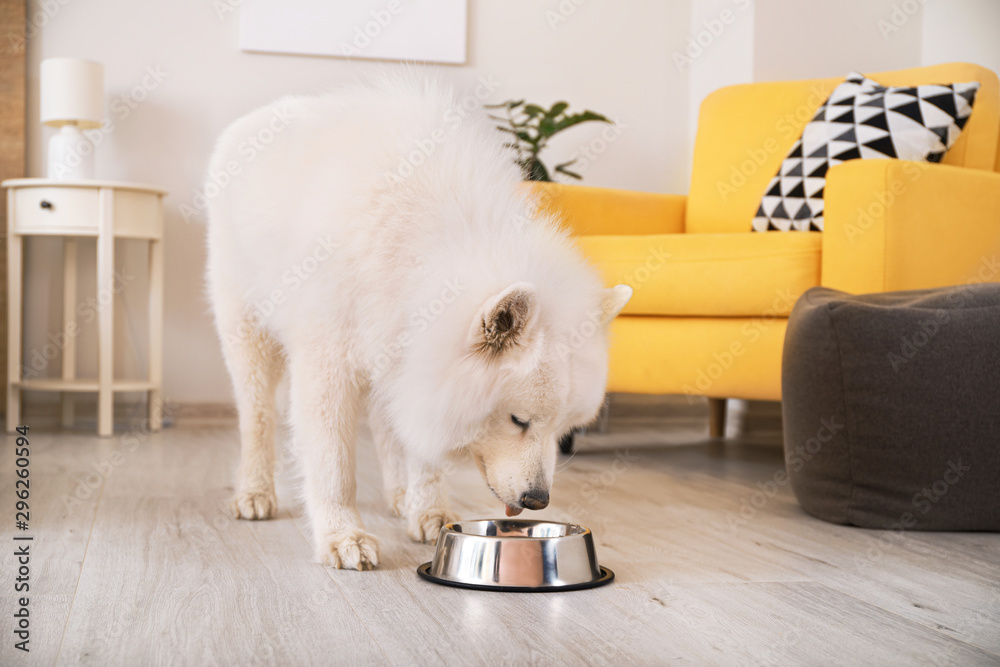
(47, 124), (95, 181)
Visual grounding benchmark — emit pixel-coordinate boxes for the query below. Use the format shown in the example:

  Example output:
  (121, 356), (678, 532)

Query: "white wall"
(24, 0), (690, 405)
(921, 0), (1000, 76)
(684, 0), (755, 187)
(753, 0), (924, 80)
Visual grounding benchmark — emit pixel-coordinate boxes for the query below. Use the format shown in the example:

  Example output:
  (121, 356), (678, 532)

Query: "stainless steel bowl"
(417, 519), (614, 592)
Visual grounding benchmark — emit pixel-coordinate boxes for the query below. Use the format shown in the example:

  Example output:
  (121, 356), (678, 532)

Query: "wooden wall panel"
(0, 0), (26, 415)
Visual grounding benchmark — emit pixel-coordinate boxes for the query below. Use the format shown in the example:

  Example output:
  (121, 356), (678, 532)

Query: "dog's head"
(463, 281), (632, 515)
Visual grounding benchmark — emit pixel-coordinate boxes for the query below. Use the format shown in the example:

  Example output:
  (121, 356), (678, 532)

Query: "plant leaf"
(555, 163), (583, 179)
(548, 101), (569, 117)
(525, 158), (551, 182)
(538, 117), (558, 138)
(555, 112), (611, 132)
(495, 100), (611, 182)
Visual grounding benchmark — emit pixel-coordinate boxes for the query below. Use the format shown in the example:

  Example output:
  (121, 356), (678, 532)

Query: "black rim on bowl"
(416, 562), (615, 593)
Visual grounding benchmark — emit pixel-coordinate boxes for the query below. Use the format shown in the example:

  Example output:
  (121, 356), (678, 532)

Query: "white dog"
(205, 74), (631, 570)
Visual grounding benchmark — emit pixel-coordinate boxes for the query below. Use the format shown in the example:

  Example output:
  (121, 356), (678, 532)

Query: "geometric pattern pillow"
(752, 72), (980, 232)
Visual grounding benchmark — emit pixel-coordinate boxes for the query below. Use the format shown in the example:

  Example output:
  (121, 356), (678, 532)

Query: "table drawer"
(13, 187), (99, 234)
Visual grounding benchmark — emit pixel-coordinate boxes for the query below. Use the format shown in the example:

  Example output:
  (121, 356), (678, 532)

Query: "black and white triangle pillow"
(752, 72), (979, 232)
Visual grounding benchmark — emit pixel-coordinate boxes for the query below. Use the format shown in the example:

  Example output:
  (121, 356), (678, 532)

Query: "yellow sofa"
(532, 63), (1000, 436)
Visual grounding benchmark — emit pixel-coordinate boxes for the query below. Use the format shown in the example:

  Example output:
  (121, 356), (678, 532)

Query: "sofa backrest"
(686, 63), (1000, 234)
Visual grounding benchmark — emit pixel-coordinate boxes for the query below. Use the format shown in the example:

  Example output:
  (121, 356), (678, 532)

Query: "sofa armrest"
(822, 160), (1000, 294)
(524, 182), (686, 236)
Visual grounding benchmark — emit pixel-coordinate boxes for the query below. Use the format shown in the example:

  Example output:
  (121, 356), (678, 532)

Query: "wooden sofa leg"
(709, 398), (727, 439)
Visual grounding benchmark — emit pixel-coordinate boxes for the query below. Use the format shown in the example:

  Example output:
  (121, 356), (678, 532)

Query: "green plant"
(486, 100), (610, 182)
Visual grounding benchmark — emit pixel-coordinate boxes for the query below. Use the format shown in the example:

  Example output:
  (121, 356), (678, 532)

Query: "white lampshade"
(40, 58), (104, 128)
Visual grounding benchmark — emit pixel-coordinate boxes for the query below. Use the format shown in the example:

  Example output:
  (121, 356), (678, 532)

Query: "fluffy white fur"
(205, 73), (631, 570)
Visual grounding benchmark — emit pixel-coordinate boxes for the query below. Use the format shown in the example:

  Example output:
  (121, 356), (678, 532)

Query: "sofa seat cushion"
(577, 232), (821, 317)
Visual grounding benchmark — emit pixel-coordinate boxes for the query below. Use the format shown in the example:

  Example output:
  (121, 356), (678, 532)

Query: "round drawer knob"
(39, 200), (53, 210)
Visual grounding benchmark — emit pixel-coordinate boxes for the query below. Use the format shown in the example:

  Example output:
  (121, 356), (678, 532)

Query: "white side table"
(2, 179), (166, 436)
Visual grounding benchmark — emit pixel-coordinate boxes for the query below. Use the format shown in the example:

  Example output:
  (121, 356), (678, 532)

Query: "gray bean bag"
(782, 284), (1000, 531)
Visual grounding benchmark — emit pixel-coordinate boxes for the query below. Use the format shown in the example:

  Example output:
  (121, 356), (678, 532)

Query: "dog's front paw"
(229, 489), (277, 520)
(315, 529), (380, 571)
(407, 507), (459, 544)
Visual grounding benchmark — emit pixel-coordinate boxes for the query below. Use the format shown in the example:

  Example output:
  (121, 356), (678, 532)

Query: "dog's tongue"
(505, 504), (523, 517)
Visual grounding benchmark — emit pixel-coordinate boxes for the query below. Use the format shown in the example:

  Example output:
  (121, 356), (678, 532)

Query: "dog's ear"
(473, 282), (538, 357)
(599, 284), (632, 324)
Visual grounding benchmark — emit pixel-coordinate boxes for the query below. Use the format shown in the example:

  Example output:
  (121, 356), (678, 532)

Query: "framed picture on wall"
(239, 0), (468, 64)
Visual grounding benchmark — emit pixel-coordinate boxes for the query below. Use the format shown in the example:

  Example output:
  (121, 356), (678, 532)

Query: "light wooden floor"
(2, 396), (998, 666)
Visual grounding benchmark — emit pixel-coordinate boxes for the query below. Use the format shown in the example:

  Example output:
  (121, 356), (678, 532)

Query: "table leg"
(709, 397), (728, 439)
(6, 231), (21, 434)
(61, 238), (77, 428)
(148, 238), (163, 431)
(97, 189), (114, 437)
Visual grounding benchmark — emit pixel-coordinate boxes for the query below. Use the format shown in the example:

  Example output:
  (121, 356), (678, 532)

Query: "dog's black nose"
(520, 489), (549, 510)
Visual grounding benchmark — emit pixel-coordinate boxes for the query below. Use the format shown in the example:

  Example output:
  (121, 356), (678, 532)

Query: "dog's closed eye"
(510, 414), (530, 430)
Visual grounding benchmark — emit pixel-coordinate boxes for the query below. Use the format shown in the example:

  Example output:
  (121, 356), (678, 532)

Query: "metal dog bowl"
(417, 519), (614, 592)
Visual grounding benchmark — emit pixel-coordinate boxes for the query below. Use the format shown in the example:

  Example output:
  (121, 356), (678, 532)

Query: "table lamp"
(40, 58), (104, 181)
